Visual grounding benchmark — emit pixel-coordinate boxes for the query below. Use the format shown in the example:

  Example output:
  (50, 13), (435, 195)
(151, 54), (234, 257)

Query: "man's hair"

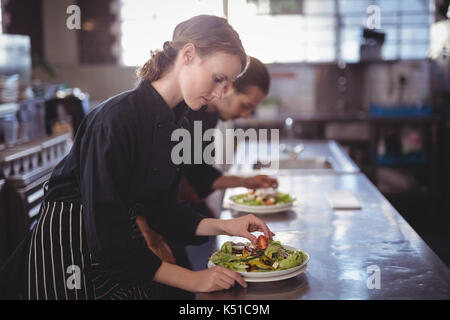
(233, 56), (270, 95)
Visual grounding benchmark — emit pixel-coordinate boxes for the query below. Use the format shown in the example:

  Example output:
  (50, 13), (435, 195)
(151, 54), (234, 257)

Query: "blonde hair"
(137, 15), (247, 82)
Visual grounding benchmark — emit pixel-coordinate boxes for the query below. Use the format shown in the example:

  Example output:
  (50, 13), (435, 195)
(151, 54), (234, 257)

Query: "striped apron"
(26, 199), (193, 300)
(27, 201), (94, 300)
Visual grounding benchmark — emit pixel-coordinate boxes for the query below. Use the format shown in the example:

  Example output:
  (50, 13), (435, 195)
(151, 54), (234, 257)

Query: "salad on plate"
(209, 235), (308, 273)
(230, 188), (295, 206)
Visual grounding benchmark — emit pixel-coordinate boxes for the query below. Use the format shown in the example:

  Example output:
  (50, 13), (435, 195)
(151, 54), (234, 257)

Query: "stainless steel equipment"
(0, 35), (31, 82)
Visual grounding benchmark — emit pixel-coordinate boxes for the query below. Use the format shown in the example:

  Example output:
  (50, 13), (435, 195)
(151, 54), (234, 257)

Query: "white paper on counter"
(327, 190), (361, 210)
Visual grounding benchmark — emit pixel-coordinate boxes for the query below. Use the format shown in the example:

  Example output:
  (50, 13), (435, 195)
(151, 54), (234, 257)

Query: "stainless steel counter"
(198, 141), (450, 300)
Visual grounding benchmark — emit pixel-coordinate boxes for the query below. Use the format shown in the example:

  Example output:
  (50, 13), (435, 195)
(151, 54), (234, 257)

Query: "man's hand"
(244, 175), (278, 190)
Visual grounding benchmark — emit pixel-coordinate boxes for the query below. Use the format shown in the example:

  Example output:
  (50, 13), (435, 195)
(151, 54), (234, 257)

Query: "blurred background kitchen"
(0, 0), (449, 269)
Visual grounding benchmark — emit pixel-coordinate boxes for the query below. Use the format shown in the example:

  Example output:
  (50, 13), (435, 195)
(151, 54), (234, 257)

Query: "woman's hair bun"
(137, 15), (247, 82)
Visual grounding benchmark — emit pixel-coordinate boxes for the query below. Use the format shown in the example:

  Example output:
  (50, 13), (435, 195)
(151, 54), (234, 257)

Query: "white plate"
(208, 246), (309, 282)
(228, 201), (294, 214)
(243, 264), (308, 282)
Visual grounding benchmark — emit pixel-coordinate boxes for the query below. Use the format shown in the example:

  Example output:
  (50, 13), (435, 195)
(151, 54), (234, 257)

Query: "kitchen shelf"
(376, 151), (427, 166)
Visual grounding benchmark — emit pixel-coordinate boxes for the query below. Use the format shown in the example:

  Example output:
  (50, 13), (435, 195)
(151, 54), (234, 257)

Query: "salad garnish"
(209, 236), (307, 272)
(230, 188), (295, 206)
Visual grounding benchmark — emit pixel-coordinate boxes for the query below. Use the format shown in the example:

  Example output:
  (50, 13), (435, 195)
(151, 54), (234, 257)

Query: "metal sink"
(254, 157), (333, 170)
(228, 140), (360, 175)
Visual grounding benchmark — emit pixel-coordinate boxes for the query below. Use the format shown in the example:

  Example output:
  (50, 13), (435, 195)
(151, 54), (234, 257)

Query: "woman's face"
(179, 47), (243, 110)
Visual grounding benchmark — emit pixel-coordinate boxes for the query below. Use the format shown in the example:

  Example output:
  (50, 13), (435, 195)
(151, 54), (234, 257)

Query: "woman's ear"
(181, 43), (196, 65)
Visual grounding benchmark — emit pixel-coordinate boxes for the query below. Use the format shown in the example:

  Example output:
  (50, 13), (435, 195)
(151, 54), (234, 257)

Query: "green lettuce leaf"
(279, 250), (304, 269)
(276, 193), (295, 204)
(220, 241), (232, 254)
(210, 251), (248, 272)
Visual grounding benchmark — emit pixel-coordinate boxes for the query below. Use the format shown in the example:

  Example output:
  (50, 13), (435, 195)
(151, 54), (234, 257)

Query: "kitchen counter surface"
(233, 113), (440, 129)
(198, 142), (450, 300)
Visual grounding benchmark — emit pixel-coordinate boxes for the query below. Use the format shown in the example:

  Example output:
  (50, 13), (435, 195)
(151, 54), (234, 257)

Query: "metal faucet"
(281, 117), (304, 158)
(285, 117), (294, 147)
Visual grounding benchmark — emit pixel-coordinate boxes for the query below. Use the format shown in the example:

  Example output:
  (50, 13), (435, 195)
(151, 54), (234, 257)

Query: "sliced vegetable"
(248, 259), (274, 270)
(264, 246), (280, 260)
(256, 235), (268, 250)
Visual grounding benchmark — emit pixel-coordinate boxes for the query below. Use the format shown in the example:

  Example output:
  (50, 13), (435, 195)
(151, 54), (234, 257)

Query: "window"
(120, 0), (435, 65)
(119, 0), (223, 66)
(337, 0), (435, 61)
(228, 0), (435, 63)
(0, 3), (3, 34)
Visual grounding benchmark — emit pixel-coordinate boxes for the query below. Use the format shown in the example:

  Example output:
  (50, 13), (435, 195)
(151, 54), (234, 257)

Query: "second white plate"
(228, 201), (294, 214)
(243, 264), (308, 282)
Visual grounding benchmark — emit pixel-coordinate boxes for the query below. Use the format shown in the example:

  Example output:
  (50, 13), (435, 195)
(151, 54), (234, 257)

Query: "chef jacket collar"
(136, 79), (188, 126)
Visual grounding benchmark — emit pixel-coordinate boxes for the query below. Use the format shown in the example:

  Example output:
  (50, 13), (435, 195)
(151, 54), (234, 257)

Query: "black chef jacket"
(179, 105), (223, 199)
(43, 79), (207, 286)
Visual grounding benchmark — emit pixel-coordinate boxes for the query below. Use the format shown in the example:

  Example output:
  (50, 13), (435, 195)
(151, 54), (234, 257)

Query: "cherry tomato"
(256, 235), (268, 250)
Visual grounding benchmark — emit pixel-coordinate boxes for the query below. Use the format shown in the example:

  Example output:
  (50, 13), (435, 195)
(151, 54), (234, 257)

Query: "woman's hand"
(135, 216), (176, 264)
(153, 262), (246, 293)
(244, 175), (278, 190)
(221, 214), (275, 243)
(191, 266), (247, 292)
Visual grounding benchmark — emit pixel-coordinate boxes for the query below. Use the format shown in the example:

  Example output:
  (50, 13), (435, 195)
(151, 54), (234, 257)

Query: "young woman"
(0, 15), (274, 300)
(134, 56), (277, 276)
